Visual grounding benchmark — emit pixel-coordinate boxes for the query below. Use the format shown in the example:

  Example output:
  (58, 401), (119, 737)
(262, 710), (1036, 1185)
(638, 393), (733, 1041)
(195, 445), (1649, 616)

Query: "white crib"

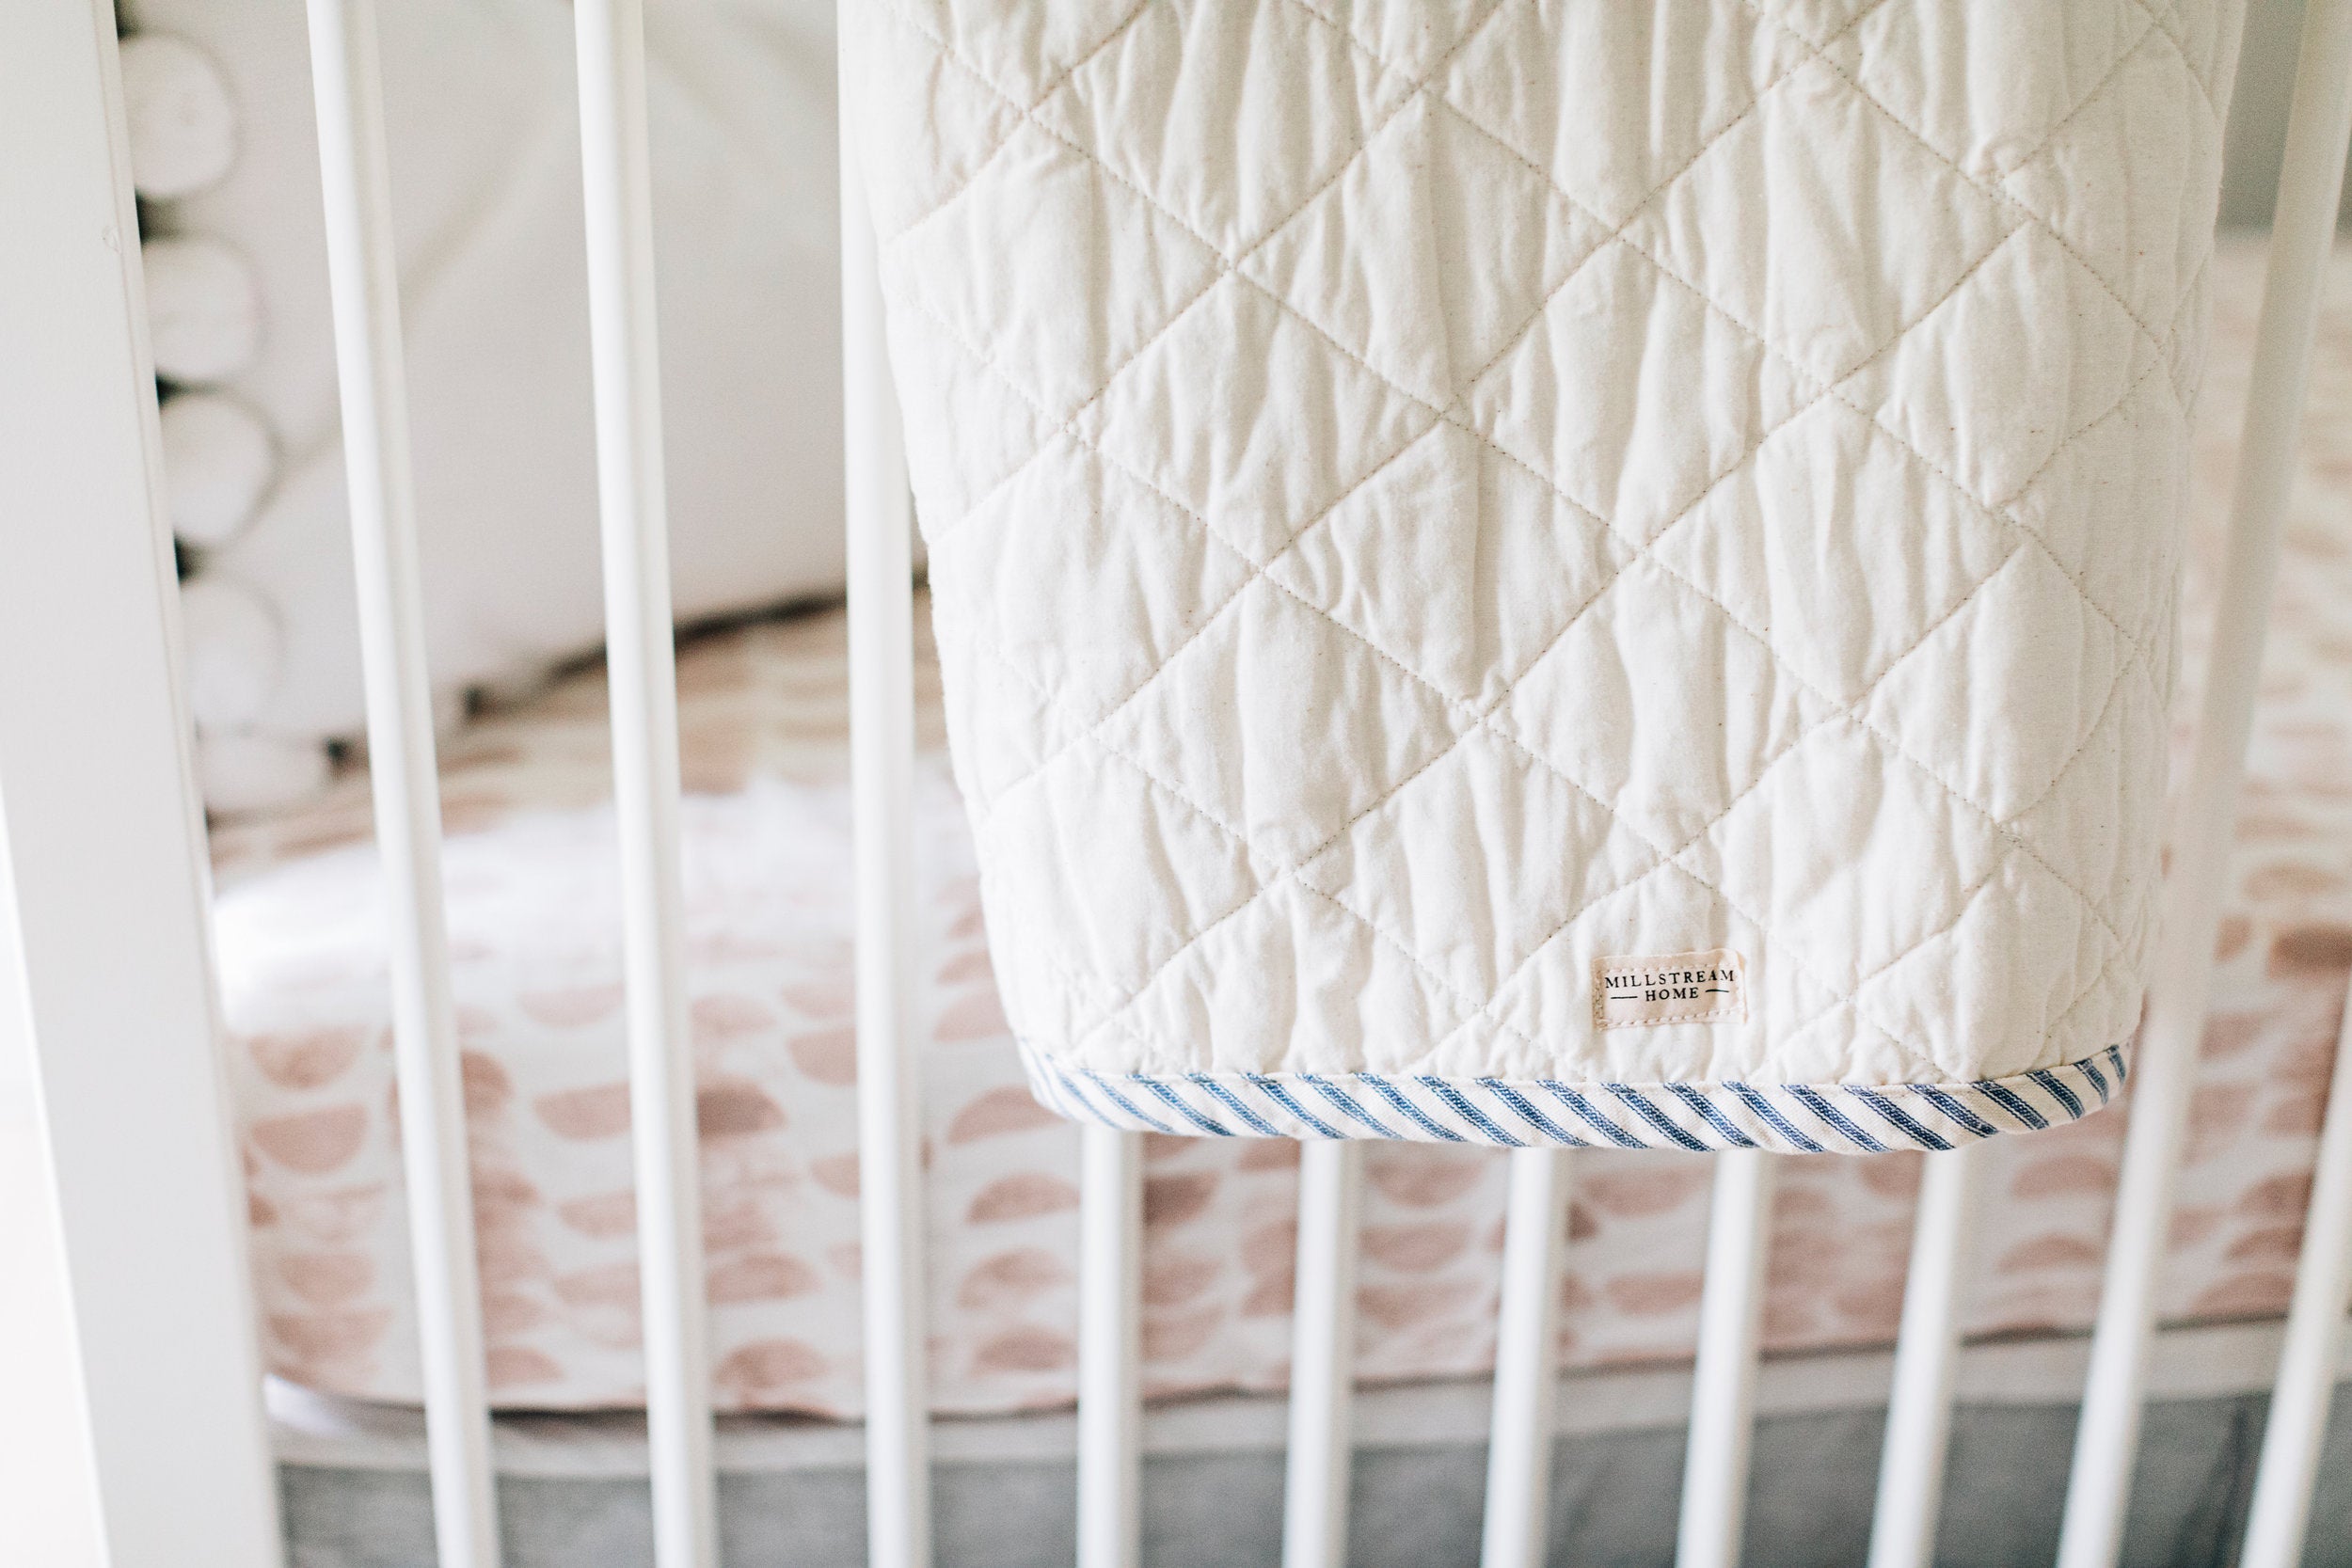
(6, 3), (2352, 1567)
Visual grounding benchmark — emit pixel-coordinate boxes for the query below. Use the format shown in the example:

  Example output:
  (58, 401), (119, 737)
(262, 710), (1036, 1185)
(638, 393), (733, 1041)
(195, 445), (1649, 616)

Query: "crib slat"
(1283, 1140), (1365, 1568)
(1865, 1146), (1981, 1568)
(1078, 1127), (1145, 1568)
(838, 43), (934, 1568)
(1481, 1148), (1575, 1568)
(571, 3), (718, 1564)
(2237, 969), (2352, 1568)
(302, 1), (500, 1560)
(1676, 1148), (1776, 1568)
(2055, 7), (2352, 1564)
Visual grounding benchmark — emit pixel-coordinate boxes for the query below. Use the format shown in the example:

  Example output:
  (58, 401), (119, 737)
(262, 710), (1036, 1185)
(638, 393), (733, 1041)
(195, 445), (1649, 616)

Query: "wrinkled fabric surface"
(849, 0), (2245, 1148)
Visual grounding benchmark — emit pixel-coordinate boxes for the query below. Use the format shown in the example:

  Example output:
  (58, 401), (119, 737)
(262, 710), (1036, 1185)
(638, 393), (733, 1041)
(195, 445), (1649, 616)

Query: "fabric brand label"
(1593, 949), (1746, 1029)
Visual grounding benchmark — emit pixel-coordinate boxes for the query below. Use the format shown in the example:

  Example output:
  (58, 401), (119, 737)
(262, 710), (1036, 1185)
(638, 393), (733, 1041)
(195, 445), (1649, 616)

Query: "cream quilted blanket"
(847, 1), (2243, 1151)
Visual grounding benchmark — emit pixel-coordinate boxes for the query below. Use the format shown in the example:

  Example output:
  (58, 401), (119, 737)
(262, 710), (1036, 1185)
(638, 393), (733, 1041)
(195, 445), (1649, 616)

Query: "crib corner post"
(0, 3), (282, 1563)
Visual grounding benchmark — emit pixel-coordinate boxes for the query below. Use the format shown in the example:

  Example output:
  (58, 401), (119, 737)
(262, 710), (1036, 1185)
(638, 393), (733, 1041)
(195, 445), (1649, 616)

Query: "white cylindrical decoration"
(301, 0), (501, 1562)
(1866, 1146), (1982, 1568)
(1482, 1148), (1575, 1568)
(118, 31), (236, 199)
(175, 573), (282, 730)
(2055, 6), (2352, 1565)
(1283, 1139), (1365, 1568)
(2237, 969), (2352, 1568)
(140, 233), (262, 384)
(1677, 1149), (1777, 1568)
(840, 23), (933, 1567)
(158, 391), (276, 547)
(572, 2), (718, 1565)
(1078, 1126), (1145, 1568)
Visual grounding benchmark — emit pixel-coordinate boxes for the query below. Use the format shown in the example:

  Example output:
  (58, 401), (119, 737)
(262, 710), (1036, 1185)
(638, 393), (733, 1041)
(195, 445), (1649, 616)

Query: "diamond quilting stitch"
(850, 0), (2236, 1146)
(1036, 0), (1419, 260)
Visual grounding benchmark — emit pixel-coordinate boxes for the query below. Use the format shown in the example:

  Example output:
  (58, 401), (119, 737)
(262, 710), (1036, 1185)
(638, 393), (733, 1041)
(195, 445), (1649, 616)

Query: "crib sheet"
(212, 236), (2349, 1416)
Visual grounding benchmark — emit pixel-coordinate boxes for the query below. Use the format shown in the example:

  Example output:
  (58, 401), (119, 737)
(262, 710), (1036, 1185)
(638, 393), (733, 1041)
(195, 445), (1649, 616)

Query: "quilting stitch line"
(863, 0), (2184, 1130)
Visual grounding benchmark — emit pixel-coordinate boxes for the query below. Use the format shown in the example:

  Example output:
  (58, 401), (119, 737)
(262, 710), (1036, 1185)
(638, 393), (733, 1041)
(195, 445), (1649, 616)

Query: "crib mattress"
(213, 236), (2349, 1416)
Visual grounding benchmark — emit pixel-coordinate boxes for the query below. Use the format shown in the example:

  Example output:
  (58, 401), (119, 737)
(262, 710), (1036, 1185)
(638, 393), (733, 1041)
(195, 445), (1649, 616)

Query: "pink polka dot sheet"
(209, 237), (2350, 1418)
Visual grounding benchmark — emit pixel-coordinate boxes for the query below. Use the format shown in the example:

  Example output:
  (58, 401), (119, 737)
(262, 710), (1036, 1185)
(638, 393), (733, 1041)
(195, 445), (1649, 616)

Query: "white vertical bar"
(1866, 1146), (1982, 1568)
(1077, 1126), (1145, 1568)
(1481, 1148), (1576, 1568)
(0, 5), (280, 1561)
(1677, 1149), (1777, 1568)
(2056, 7), (2352, 1563)
(1283, 1139), (1365, 1568)
(303, 2), (501, 1563)
(571, 4), (718, 1566)
(2238, 971), (2352, 1568)
(838, 27), (932, 1568)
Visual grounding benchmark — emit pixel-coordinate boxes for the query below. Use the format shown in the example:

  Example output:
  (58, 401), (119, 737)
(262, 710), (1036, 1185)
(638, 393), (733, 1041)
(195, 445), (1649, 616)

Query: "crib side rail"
(0, 2), (282, 1564)
(301, 0), (735, 1562)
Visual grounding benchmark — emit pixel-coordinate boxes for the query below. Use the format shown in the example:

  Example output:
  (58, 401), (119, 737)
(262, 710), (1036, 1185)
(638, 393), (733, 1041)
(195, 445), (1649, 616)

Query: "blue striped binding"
(1015, 1042), (2131, 1155)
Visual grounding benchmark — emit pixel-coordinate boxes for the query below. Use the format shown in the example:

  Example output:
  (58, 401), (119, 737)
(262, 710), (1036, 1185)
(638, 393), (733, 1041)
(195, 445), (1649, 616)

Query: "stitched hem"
(1015, 1043), (2129, 1154)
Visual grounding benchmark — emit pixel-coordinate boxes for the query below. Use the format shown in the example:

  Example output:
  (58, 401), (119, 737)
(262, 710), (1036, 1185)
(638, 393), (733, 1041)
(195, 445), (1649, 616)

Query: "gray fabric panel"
(279, 1389), (2352, 1568)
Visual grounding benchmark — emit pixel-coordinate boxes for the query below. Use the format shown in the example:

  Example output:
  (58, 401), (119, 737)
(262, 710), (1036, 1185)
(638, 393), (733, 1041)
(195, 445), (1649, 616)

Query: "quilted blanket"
(847, 1), (2244, 1151)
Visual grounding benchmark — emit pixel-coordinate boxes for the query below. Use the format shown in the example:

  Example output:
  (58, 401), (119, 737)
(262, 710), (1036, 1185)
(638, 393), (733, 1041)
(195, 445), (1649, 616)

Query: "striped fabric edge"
(1015, 1042), (2131, 1154)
